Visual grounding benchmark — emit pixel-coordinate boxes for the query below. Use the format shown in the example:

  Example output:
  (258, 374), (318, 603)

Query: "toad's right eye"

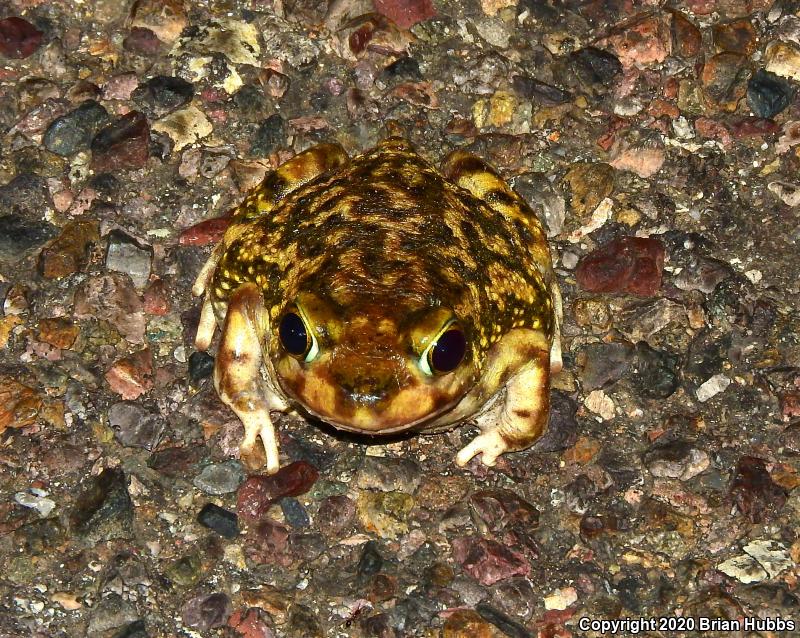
(279, 312), (310, 357)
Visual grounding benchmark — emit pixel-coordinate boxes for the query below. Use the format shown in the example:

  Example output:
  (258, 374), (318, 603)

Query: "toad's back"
(211, 137), (555, 366)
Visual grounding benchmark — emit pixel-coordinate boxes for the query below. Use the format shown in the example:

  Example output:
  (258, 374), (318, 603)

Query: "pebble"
(742, 539), (793, 579)
(188, 351), (215, 384)
(356, 540), (384, 583)
(123, 27), (162, 55)
(569, 47), (623, 93)
(133, 76), (194, 117)
(165, 553), (204, 588)
(182, 592), (232, 632)
(179, 214), (231, 246)
(228, 608), (275, 638)
(355, 456), (421, 493)
(251, 114), (286, 157)
(716, 553), (767, 584)
(544, 586), (578, 611)
(197, 503), (240, 539)
(91, 111), (151, 172)
(130, 0), (187, 44)
(105, 230), (153, 289)
(14, 490), (56, 518)
(695, 373), (731, 402)
(68, 468), (134, 542)
(73, 273), (146, 343)
(315, 495), (356, 537)
(38, 317), (79, 349)
(152, 106), (212, 152)
(729, 456), (788, 524)
(575, 236), (665, 296)
(280, 497), (311, 528)
(469, 489), (539, 536)
(0, 17), (43, 59)
(112, 620), (149, 638)
(194, 460), (245, 495)
(0, 212), (58, 264)
(43, 100), (110, 157)
(747, 69), (793, 119)
(450, 536), (530, 585)
(38, 220), (100, 279)
(245, 519), (292, 566)
(237, 461), (319, 521)
(373, 0), (436, 29)
(768, 181), (800, 207)
(561, 162), (615, 221)
(669, 9), (702, 58)
(105, 348), (154, 400)
(356, 491), (414, 539)
(143, 278), (171, 315)
(87, 594), (139, 635)
(609, 143), (665, 178)
(712, 18), (757, 55)
(286, 604), (325, 638)
(108, 401), (165, 450)
(643, 439), (710, 481)
(442, 609), (505, 638)
(630, 341), (680, 400)
(764, 40), (800, 82)
(600, 12), (671, 68)
(578, 341), (634, 390)
(701, 52), (748, 112)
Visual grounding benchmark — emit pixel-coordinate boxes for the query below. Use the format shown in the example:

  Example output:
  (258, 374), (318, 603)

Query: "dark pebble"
(133, 75), (194, 116)
(237, 461), (319, 521)
(43, 100), (110, 157)
(69, 467), (134, 542)
(615, 575), (642, 612)
(89, 172), (123, 199)
(475, 602), (533, 638)
(88, 593), (138, 635)
(286, 604), (325, 638)
(382, 56), (422, 80)
(147, 446), (205, 477)
(356, 540), (384, 584)
(91, 111), (150, 172)
(597, 449), (640, 489)
(188, 351), (215, 383)
(123, 27), (161, 56)
(469, 489), (539, 536)
(234, 83), (267, 116)
(279, 497), (310, 528)
(570, 47), (623, 90)
(630, 341), (680, 399)
(0, 213), (57, 263)
(0, 17), (43, 59)
(511, 75), (571, 105)
(182, 592), (232, 632)
(747, 69), (794, 119)
(197, 503), (240, 539)
(579, 341), (635, 390)
(534, 390), (579, 452)
(728, 455), (788, 523)
(108, 402), (165, 451)
(251, 114), (285, 157)
(0, 172), (52, 218)
(112, 620), (149, 638)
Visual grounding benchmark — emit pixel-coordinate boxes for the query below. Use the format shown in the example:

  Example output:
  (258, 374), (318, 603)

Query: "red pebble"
(0, 17), (43, 59)
(179, 214), (231, 246)
(729, 455), (788, 523)
(373, 0), (436, 29)
(575, 236), (665, 296)
(237, 461), (319, 521)
(91, 111), (150, 172)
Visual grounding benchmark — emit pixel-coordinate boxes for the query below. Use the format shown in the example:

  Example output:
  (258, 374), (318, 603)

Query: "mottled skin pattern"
(193, 137), (562, 474)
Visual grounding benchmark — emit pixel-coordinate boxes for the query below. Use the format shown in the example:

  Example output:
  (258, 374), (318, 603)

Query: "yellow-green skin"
(193, 137), (562, 474)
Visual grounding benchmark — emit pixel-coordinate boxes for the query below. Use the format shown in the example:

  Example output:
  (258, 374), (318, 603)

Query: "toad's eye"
(419, 325), (467, 375)
(279, 311), (319, 362)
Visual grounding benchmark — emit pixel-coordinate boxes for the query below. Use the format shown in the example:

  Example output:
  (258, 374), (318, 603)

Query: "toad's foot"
(240, 413), (280, 474)
(456, 430), (508, 467)
(456, 350), (551, 468)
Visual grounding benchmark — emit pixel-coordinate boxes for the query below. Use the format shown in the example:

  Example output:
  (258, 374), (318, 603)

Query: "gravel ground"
(0, 0), (799, 637)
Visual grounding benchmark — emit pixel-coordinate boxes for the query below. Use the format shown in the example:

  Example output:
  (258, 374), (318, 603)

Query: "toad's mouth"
(274, 368), (470, 434)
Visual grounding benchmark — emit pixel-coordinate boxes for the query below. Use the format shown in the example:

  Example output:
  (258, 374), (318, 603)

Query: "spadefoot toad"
(193, 137), (562, 474)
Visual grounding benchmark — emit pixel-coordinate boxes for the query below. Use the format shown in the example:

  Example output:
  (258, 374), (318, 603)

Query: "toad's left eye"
(419, 325), (467, 375)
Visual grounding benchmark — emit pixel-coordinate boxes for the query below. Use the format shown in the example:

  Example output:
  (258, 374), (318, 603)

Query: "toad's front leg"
(456, 349), (550, 467)
(215, 282), (287, 474)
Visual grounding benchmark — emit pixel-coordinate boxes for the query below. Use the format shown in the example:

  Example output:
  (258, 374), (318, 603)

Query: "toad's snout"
(329, 347), (411, 407)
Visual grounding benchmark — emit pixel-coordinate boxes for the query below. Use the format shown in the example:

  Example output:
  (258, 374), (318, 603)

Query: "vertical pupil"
(279, 312), (308, 355)
(430, 328), (466, 373)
